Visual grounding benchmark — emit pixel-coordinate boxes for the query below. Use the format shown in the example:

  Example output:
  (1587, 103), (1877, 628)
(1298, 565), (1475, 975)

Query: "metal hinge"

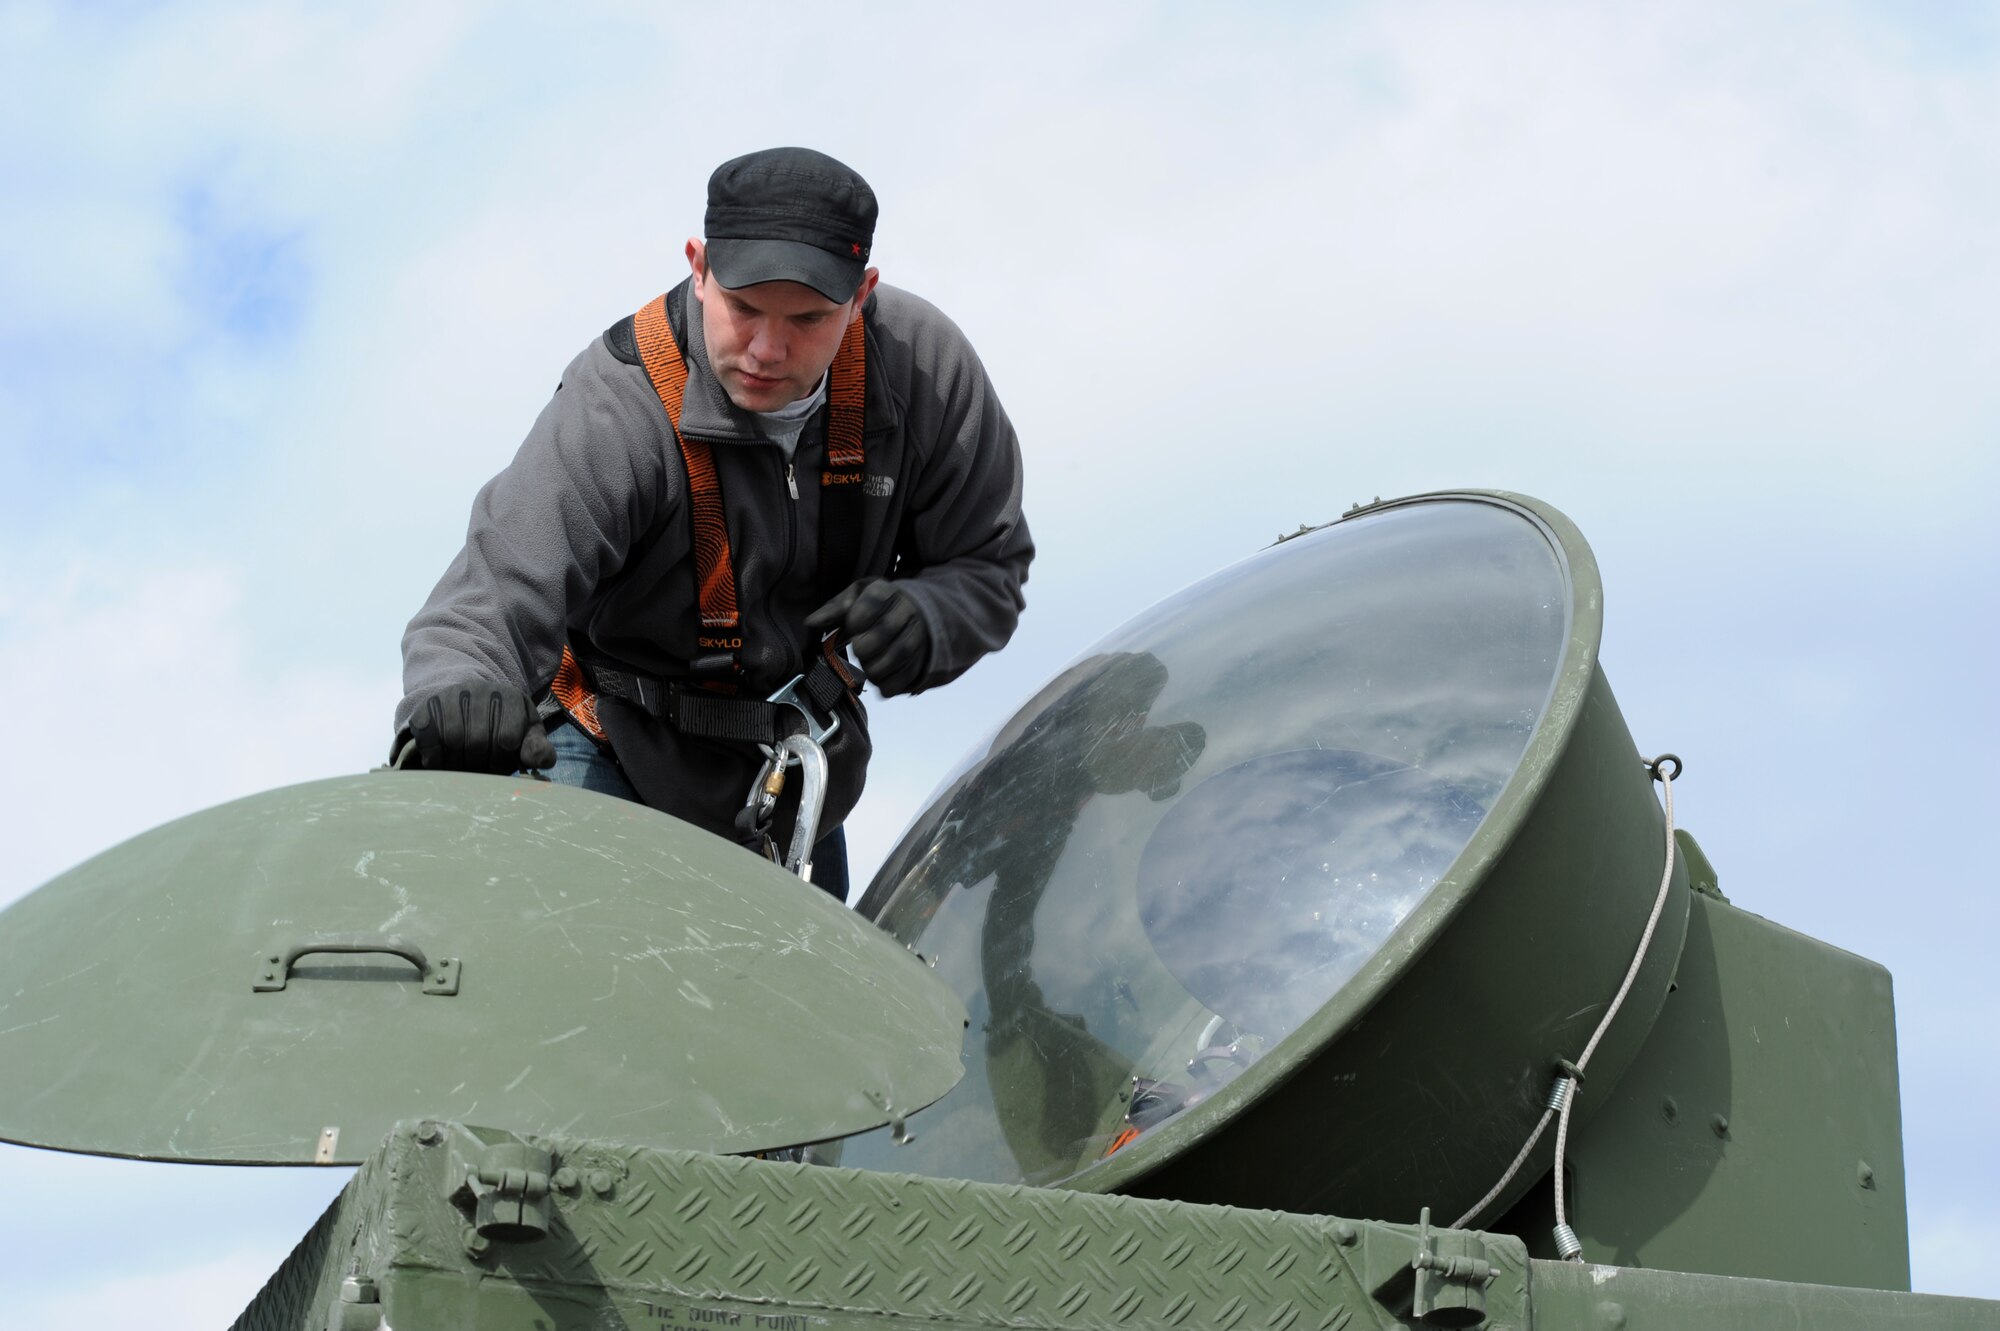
(1411, 1206), (1500, 1326)
(448, 1133), (556, 1249)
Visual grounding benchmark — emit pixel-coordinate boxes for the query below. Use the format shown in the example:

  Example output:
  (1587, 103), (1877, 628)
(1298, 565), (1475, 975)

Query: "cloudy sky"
(2, 0), (1996, 1324)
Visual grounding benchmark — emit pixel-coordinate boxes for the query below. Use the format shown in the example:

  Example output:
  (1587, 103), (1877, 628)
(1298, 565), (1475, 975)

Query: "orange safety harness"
(552, 291), (866, 745)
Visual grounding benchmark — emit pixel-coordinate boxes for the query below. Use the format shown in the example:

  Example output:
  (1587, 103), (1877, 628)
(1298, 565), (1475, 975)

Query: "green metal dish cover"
(835, 492), (1682, 1217)
(0, 772), (968, 1165)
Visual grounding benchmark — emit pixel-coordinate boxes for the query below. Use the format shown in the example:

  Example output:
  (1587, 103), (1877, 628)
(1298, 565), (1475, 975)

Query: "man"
(393, 147), (1032, 899)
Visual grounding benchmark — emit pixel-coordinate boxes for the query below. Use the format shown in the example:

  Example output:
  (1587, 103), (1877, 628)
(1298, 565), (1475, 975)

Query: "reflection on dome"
(834, 499), (1570, 1188)
(1138, 750), (1486, 1040)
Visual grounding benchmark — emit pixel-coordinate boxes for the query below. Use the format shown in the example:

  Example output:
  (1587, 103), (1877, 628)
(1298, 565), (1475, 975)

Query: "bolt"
(462, 1226), (491, 1259)
(589, 1170), (616, 1196)
(1332, 1221), (1358, 1246)
(1857, 1161), (1877, 1190)
(553, 1167), (579, 1191)
(414, 1122), (443, 1147)
(1709, 1114), (1729, 1139)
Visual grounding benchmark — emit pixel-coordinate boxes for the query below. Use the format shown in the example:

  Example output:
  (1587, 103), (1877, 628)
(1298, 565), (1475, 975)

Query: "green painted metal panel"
(234, 1120), (1998, 1330)
(0, 772), (966, 1164)
(1526, 1257), (2000, 1330)
(234, 1119), (1535, 1331)
(1502, 892), (1910, 1289)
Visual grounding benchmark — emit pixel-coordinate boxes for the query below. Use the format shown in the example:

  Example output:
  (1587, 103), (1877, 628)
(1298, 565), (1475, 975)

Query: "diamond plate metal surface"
(231, 1145), (395, 1331)
(244, 1123), (1533, 1330)
(378, 1124), (1440, 1330)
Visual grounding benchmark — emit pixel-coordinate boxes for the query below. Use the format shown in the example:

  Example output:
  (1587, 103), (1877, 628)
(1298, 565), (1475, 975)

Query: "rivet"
(1332, 1221), (1358, 1246)
(1709, 1114), (1729, 1138)
(589, 1170), (616, 1196)
(1659, 1096), (1679, 1125)
(553, 1167), (579, 1191)
(414, 1122), (443, 1147)
(1857, 1161), (1877, 1190)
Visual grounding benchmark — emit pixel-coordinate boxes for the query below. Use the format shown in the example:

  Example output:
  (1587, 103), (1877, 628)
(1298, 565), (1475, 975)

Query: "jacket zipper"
(772, 447), (801, 671)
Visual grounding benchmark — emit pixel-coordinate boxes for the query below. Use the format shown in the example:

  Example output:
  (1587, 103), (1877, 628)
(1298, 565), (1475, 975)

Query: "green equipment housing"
(0, 491), (1991, 1330)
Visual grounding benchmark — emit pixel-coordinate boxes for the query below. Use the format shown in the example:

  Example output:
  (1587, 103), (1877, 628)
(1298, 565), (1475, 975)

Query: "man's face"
(688, 240), (878, 413)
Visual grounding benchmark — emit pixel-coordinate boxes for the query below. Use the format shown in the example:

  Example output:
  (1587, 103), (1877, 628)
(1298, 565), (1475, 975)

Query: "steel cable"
(1450, 755), (1681, 1238)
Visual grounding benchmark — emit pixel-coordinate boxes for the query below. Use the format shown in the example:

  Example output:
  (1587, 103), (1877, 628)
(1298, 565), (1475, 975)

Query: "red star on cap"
(851, 243), (862, 257)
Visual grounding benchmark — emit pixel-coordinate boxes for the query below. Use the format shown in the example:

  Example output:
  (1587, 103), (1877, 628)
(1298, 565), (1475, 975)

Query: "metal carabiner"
(736, 749), (788, 842)
(775, 733), (829, 882)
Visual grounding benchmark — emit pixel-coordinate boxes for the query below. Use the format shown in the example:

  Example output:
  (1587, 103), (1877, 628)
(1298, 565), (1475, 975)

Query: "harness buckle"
(766, 673), (842, 746)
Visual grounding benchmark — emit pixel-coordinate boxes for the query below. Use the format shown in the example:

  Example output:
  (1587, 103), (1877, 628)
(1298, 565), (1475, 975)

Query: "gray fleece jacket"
(397, 278), (1033, 841)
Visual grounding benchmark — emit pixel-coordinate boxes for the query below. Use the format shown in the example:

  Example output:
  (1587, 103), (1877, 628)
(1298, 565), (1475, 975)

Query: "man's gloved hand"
(806, 578), (931, 696)
(405, 680), (557, 773)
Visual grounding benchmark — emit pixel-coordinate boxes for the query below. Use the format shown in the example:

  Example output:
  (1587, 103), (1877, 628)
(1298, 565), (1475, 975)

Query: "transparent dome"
(835, 498), (1570, 1186)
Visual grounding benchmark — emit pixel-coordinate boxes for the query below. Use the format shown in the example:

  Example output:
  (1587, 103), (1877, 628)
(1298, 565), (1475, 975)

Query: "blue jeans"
(544, 721), (849, 901)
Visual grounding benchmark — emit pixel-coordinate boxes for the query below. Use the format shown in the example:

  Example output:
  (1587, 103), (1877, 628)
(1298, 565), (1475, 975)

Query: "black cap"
(704, 147), (877, 302)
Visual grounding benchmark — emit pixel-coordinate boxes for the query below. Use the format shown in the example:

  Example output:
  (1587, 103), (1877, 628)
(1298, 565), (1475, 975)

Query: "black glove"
(405, 680), (557, 774)
(805, 578), (930, 696)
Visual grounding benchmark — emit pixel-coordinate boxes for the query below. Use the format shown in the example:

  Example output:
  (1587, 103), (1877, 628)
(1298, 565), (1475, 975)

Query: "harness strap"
(630, 291), (871, 658)
(551, 646), (607, 742)
(561, 636), (861, 747)
(818, 312), (868, 604)
(633, 294), (739, 637)
(553, 290), (869, 749)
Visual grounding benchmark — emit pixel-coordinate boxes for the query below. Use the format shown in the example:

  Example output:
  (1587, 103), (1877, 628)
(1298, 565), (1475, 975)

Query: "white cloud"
(0, 560), (390, 906)
(12, 1249), (309, 1331)
(1911, 1209), (2000, 1300)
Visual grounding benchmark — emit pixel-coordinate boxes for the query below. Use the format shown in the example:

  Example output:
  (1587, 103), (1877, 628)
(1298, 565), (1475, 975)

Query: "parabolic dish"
(835, 492), (1687, 1224)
